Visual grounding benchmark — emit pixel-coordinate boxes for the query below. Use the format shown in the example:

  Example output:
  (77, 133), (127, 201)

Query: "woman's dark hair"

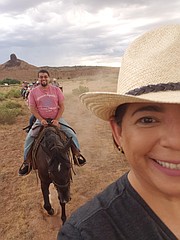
(113, 103), (128, 151)
(38, 69), (50, 77)
(114, 103), (128, 126)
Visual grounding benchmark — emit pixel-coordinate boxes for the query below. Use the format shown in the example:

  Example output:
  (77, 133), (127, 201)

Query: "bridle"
(49, 173), (70, 189)
(47, 149), (71, 190)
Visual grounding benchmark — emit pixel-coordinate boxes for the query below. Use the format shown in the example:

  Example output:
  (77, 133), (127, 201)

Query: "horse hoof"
(48, 208), (54, 215)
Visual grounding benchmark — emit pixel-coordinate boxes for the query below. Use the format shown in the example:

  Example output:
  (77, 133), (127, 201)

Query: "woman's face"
(111, 103), (180, 197)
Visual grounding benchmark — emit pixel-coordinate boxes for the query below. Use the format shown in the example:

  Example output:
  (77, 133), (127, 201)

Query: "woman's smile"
(151, 158), (180, 177)
(155, 160), (180, 170)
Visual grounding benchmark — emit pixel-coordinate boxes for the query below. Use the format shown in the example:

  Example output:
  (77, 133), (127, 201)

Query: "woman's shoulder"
(58, 173), (131, 239)
(69, 173), (129, 226)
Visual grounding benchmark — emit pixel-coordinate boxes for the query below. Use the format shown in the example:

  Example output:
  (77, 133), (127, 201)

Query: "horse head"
(41, 126), (72, 203)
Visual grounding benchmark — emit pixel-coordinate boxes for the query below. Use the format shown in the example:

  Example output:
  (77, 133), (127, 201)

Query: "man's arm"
(52, 101), (65, 126)
(55, 101), (65, 120)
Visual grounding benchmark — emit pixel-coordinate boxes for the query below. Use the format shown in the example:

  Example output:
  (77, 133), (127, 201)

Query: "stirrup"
(18, 162), (32, 176)
(73, 154), (86, 167)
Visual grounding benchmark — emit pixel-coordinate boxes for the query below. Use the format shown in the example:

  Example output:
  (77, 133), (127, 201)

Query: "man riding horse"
(19, 69), (86, 176)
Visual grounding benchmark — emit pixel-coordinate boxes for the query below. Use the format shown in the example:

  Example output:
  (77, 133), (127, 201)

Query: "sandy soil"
(0, 76), (129, 240)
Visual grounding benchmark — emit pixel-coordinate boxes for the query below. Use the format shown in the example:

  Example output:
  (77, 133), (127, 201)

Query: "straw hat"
(80, 24), (180, 121)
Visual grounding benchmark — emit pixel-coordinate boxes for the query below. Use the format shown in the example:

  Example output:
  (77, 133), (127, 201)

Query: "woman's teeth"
(156, 160), (180, 170)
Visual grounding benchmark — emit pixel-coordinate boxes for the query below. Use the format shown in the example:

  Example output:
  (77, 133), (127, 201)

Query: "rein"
(48, 127), (76, 176)
(50, 145), (64, 151)
(50, 175), (70, 189)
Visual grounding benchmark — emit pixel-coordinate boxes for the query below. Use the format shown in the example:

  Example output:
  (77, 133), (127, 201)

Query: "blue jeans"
(24, 118), (80, 160)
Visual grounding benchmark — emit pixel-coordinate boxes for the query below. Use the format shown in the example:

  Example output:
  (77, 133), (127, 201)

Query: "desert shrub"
(0, 101), (23, 124)
(5, 89), (21, 98)
(0, 78), (21, 85)
(72, 85), (89, 95)
(0, 93), (6, 101)
(0, 108), (17, 124)
(3, 101), (22, 109)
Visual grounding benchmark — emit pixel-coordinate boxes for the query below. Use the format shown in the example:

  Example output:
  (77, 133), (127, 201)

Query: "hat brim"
(80, 91), (180, 121)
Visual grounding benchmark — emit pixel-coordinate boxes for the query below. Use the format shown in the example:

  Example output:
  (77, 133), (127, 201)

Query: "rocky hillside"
(0, 54), (119, 82)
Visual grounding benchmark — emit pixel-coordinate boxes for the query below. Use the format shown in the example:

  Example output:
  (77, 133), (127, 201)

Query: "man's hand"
(41, 119), (48, 126)
(52, 119), (60, 127)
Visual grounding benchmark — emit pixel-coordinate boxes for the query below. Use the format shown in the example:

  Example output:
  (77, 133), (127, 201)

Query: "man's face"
(38, 72), (50, 87)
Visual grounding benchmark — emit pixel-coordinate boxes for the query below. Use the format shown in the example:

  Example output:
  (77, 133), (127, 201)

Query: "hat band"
(126, 82), (180, 96)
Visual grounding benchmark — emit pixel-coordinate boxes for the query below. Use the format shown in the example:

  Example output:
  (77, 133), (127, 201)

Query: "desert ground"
(0, 73), (129, 240)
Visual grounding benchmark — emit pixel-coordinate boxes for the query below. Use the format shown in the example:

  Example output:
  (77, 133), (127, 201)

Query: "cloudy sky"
(0, 0), (179, 67)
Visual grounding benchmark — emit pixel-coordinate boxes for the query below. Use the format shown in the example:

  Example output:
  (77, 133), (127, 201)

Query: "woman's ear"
(109, 117), (122, 148)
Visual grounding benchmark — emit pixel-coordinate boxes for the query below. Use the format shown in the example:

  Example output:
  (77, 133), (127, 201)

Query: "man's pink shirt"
(28, 85), (64, 119)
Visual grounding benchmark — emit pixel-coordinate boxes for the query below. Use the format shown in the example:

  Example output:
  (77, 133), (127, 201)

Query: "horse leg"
(60, 202), (66, 224)
(41, 181), (54, 215)
(57, 191), (67, 224)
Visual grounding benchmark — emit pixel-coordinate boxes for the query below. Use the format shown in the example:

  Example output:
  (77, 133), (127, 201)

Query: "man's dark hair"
(38, 69), (50, 77)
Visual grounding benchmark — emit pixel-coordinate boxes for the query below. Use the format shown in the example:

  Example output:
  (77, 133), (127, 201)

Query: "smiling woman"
(58, 24), (180, 240)
(114, 103), (180, 191)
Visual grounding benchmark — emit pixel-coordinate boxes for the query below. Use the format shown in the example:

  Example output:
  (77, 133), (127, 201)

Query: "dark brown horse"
(33, 125), (72, 224)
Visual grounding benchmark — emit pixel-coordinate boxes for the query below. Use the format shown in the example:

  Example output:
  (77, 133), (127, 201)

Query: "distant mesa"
(1, 53), (36, 71)
(0, 53), (119, 82)
(4, 54), (21, 67)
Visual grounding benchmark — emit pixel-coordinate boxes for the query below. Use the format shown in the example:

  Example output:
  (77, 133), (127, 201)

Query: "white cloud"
(0, 0), (179, 67)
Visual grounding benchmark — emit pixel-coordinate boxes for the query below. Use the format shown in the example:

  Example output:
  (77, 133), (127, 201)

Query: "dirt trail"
(0, 79), (129, 240)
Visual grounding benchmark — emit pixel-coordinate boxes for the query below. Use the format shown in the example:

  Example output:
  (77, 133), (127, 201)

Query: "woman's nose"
(160, 119), (180, 150)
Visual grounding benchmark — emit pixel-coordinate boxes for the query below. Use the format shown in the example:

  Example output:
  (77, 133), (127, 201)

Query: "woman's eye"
(138, 117), (156, 124)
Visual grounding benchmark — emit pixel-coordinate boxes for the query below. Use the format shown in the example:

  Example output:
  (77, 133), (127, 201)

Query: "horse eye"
(58, 163), (61, 172)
